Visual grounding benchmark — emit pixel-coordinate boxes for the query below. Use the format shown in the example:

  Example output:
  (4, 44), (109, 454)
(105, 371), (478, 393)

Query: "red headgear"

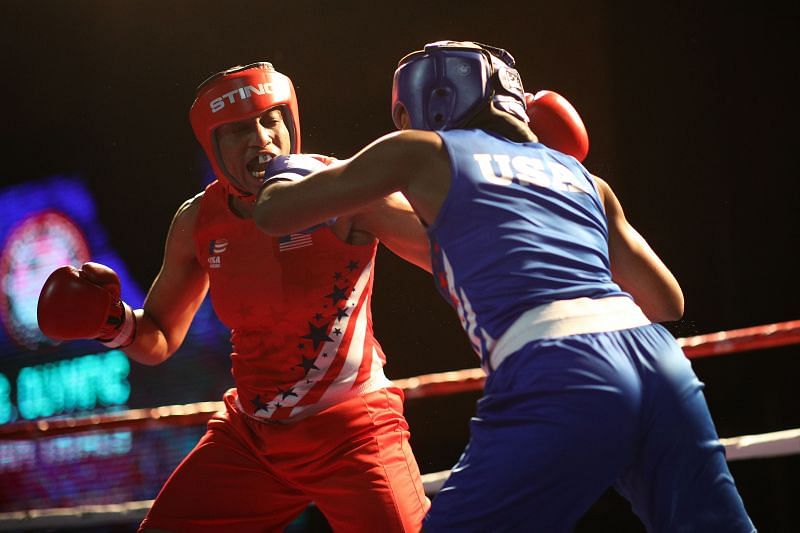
(189, 62), (301, 197)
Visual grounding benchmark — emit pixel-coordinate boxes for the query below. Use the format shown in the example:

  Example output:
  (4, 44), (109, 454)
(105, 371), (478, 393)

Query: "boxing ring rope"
(1, 319), (799, 529)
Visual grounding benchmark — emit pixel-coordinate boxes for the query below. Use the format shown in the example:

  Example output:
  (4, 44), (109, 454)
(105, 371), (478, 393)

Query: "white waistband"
(489, 296), (650, 371)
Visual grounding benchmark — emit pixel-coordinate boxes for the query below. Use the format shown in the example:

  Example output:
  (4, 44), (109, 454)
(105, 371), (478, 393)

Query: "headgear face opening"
(391, 41), (528, 131)
(189, 62), (301, 197)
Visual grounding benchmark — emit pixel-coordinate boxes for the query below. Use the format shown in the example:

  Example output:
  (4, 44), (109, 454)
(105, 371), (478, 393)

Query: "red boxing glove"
(525, 90), (589, 162)
(37, 262), (136, 348)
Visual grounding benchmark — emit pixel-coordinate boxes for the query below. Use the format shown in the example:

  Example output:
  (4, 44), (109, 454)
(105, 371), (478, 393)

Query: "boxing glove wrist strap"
(99, 302), (137, 349)
(258, 174), (296, 196)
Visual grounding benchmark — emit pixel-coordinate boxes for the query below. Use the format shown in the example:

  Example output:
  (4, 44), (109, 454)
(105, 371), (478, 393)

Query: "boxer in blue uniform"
(252, 41), (755, 532)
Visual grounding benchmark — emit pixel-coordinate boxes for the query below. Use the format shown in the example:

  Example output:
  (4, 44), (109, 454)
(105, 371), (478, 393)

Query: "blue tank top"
(429, 129), (631, 364)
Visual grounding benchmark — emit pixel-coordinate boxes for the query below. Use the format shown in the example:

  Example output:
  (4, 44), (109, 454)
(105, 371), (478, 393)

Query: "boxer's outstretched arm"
(254, 130), (449, 241)
(124, 195), (209, 365)
(594, 176), (684, 322)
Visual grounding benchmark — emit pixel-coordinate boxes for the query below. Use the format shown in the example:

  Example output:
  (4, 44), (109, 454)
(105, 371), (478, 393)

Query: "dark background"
(1, 1), (798, 530)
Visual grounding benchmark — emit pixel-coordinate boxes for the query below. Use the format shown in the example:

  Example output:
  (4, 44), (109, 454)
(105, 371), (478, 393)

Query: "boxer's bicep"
(349, 192), (432, 272)
(140, 196), (209, 359)
(596, 177), (684, 323)
(255, 131), (440, 236)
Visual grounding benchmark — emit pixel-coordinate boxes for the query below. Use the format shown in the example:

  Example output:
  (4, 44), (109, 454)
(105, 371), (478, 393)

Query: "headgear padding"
(392, 41), (528, 131)
(189, 62), (300, 197)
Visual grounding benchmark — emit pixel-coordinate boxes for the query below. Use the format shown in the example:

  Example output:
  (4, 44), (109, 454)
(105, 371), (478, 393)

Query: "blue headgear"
(391, 40), (528, 130)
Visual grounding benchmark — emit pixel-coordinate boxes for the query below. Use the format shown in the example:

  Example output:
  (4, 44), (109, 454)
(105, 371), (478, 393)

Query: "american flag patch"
(278, 233), (313, 252)
(210, 239), (229, 255)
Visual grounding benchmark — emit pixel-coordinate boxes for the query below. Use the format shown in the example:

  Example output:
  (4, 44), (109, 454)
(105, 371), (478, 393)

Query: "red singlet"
(193, 181), (391, 421)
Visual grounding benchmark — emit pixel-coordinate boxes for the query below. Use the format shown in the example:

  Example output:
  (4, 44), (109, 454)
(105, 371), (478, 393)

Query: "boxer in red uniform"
(40, 63), (430, 533)
(38, 61), (590, 532)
